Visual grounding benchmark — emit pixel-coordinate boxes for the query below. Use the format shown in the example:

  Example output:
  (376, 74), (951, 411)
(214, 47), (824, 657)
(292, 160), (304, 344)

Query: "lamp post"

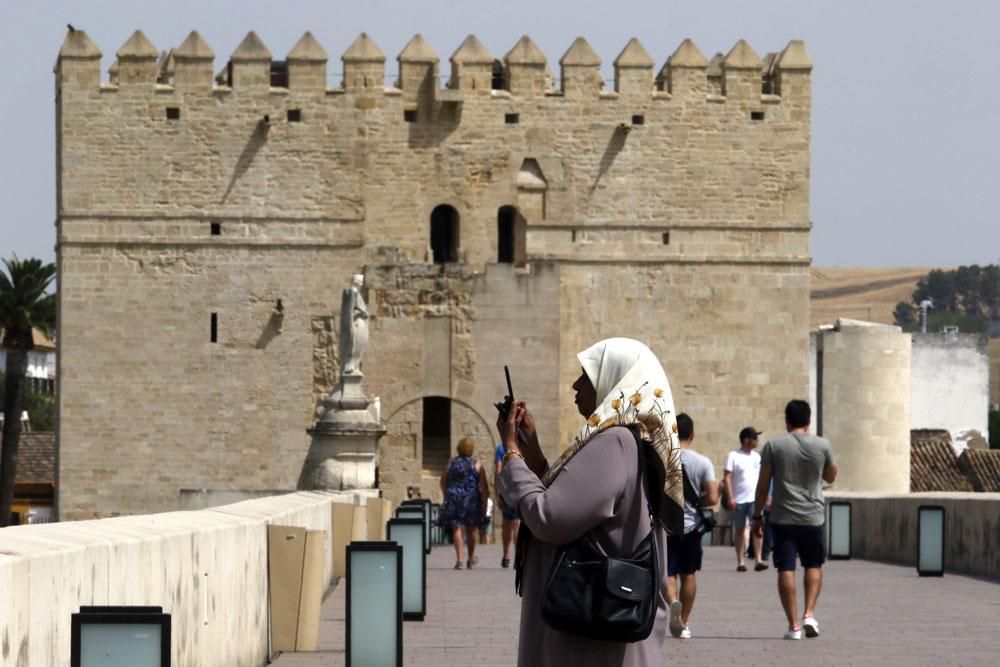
(917, 505), (946, 577)
(396, 504), (430, 554)
(430, 503), (442, 545)
(71, 606), (171, 667)
(387, 517), (427, 621)
(828, 501), (852, 560)
(400, 498), (433, 554)
(345, 542), (403, 667)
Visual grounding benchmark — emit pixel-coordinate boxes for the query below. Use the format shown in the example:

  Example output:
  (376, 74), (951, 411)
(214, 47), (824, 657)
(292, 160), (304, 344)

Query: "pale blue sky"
(1, 0), (997, 267)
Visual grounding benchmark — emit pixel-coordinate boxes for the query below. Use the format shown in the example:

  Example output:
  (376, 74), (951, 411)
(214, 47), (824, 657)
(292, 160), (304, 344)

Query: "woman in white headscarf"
(497, 338), (683, 667)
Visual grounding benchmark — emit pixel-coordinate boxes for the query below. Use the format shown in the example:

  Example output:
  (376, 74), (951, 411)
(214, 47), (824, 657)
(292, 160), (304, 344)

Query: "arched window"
(421, 396), (451, 474)
(430, 205), (459, 263)
(497, 206), (516, 263)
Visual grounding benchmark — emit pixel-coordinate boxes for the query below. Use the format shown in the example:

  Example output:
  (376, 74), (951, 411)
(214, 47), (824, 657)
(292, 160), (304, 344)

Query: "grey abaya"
(498, 427), (669, 667)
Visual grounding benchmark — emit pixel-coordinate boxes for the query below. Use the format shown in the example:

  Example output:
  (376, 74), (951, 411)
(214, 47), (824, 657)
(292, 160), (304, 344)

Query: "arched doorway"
(430, 205), (459, 263)
(497, 206), (516, 263)
(497, 205), (527, 267)
(421, 395), (451, 474)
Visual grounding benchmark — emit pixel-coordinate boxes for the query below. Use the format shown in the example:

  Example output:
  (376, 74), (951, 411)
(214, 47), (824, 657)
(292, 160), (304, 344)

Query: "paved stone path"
(273, 543), (1000, 666)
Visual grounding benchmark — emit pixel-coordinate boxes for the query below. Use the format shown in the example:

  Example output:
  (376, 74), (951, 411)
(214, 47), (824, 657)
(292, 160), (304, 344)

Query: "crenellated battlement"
(57, 27), (811, 104)
(55, 26), (815, 521)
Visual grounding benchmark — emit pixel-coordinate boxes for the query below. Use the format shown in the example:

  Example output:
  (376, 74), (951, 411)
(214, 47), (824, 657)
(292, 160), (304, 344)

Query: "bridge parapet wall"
(826, 492), (1000, 579)
(0, 491), (366, 667)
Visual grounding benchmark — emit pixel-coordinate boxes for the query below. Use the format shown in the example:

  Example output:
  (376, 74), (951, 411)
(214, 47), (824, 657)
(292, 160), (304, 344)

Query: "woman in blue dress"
(437, 436), (490, 569)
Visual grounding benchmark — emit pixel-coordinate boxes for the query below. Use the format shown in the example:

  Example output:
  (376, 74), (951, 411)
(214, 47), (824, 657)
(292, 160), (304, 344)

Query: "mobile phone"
(495, 366), (514, 417)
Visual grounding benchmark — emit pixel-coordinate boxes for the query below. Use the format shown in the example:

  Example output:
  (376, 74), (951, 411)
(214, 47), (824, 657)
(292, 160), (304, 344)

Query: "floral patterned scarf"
(542, 338), (684, 534)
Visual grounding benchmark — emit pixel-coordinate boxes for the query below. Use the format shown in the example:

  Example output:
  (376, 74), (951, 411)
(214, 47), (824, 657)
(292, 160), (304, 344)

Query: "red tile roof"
(0, 431), (55, 485)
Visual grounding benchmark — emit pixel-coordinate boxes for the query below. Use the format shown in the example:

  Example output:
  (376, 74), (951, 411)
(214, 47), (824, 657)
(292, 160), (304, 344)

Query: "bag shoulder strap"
(681, 461), (703, 509)
(626, 426), (654, 527)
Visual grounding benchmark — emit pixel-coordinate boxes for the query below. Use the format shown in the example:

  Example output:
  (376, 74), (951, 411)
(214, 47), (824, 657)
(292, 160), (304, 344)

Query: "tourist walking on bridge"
(497, 337), (684, 666)
(437, 436), (490, 569)
(724, 426), (768, 572)
(753, 400), (837, 640)
(666, 413), (719, 640)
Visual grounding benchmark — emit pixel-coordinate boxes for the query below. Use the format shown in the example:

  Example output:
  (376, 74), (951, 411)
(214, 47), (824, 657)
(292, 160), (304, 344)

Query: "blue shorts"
(667, 531), (704, 576)
(771, 523), (826, 571)
(732, 502), (754, 530)
(501, 506), (517, 521)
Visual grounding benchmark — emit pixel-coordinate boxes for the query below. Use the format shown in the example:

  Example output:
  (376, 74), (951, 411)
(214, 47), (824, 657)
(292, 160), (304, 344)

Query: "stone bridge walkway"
(274, 543), (1000, 666)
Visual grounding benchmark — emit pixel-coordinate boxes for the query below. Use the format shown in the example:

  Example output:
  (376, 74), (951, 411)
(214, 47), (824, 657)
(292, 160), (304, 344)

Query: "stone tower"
(55, 29), (813, 519)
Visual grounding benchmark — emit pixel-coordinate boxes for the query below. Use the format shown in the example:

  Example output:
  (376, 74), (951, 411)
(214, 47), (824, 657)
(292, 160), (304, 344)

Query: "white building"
(0, 329), (56, 394)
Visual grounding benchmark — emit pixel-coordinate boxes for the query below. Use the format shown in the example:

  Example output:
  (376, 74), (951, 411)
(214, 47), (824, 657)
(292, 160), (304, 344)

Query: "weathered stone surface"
(55, 33), (813, 518)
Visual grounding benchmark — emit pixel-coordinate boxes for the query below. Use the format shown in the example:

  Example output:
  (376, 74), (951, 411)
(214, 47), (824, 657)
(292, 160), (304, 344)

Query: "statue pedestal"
(303, 374), (387, 492)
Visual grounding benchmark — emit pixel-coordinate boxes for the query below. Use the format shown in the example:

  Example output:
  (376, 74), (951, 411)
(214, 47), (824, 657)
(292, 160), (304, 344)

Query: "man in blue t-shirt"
(494, 442), (520, 568)
(753, 400), (837, 641)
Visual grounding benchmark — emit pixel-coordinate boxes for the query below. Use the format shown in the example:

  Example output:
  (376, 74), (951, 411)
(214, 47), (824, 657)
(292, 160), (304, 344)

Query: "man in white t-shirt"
(723, 427), (768, 572)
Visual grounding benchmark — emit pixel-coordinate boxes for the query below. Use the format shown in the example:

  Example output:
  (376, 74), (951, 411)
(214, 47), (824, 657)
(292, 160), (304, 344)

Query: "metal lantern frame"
(399, 498), (433, 554)
(396, 503), (430, 554)
(71, 605), (171, 667)
(345, 541), (404, 667)
(827, 501), (852, 560)
(387, 517), (428, 621)
(917, 504), (946, 577)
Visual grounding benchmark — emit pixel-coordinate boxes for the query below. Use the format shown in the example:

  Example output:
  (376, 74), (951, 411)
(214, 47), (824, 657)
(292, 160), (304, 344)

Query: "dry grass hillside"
(810, 267), (936, 328)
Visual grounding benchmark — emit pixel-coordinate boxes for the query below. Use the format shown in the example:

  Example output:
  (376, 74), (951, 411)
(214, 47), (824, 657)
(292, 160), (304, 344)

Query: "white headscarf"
(542, 338), (684, 527)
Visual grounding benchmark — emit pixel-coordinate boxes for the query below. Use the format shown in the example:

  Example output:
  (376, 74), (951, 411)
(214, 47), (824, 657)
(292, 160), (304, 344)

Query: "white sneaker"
(668, 600), (684, 638)
(679, 626), (692, 639)
(803, 616), (819, 638)
(784, 626), (802, 640)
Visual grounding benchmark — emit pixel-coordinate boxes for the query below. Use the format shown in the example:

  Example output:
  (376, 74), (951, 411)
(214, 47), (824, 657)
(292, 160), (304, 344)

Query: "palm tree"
(0, 257), (56, 527)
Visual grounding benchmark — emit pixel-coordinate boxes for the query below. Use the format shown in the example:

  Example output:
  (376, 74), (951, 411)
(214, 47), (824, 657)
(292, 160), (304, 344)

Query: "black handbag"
(539, 428), (659, 643)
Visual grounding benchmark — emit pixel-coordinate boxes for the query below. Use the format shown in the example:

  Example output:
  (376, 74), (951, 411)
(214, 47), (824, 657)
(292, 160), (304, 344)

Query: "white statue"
(339, 274), (369, 376)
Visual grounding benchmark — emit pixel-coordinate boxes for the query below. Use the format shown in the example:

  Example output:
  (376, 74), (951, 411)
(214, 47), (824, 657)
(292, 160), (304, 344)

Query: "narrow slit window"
(404, 109), (417, 123)
(505, 113), (520, 125)
(166, 107), (181, 121)
(210, 223), (221, 236)
(662, 231), (670, 245)
(210, 313), (218, 343)
(287, 109), (302, 123)
(751, 111), (765, 122)
(571, 230), (577, 243)
(631, 114), (645, 126)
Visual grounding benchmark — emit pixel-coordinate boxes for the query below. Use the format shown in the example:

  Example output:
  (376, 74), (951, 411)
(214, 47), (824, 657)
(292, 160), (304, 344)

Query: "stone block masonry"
(56, 29), (812, 517)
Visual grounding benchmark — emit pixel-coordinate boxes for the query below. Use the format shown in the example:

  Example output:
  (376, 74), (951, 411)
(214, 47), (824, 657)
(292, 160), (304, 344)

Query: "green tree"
(0, 257), (56, 527)
(908, 264), (1000, 331)
(893, 301), (915, 327)
(0, 371), (56, 432)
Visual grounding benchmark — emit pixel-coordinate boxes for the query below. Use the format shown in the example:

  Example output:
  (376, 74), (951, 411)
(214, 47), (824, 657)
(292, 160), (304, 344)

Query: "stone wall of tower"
(56, 29), (813, 518)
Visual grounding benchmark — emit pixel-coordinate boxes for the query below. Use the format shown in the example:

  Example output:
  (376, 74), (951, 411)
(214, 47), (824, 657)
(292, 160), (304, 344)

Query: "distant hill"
(810, 267), (938, 329)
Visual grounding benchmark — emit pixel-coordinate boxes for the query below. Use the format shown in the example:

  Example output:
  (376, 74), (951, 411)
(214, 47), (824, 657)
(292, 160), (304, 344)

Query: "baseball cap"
(739, 426), (762, 441)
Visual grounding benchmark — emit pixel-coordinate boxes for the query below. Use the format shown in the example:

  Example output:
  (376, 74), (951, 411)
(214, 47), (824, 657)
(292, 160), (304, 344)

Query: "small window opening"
(270, 60), (289, 88)
(210, 313), (218, 343)
(505, 113), (520, 125)
(430, 205), (460, 264)
(421, 396), (452, 473)
(751, 111), (765, 122)
(571, 230), (577, 242)
(404, 109), (417, 123)
(662, 231), (670, 245)
(491, 59), (506, 91)
(210, 223), (221, 236)
(498, 206), (515, 263)
(166, 107), (180, 121)
(631, 114), (645, 126)
(287, 109), (302, 123)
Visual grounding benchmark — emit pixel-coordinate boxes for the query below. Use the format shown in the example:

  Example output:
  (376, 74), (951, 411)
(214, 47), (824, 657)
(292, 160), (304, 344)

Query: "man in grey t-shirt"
(666, 413), (718, 640)
(752, 400), (837, 641)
